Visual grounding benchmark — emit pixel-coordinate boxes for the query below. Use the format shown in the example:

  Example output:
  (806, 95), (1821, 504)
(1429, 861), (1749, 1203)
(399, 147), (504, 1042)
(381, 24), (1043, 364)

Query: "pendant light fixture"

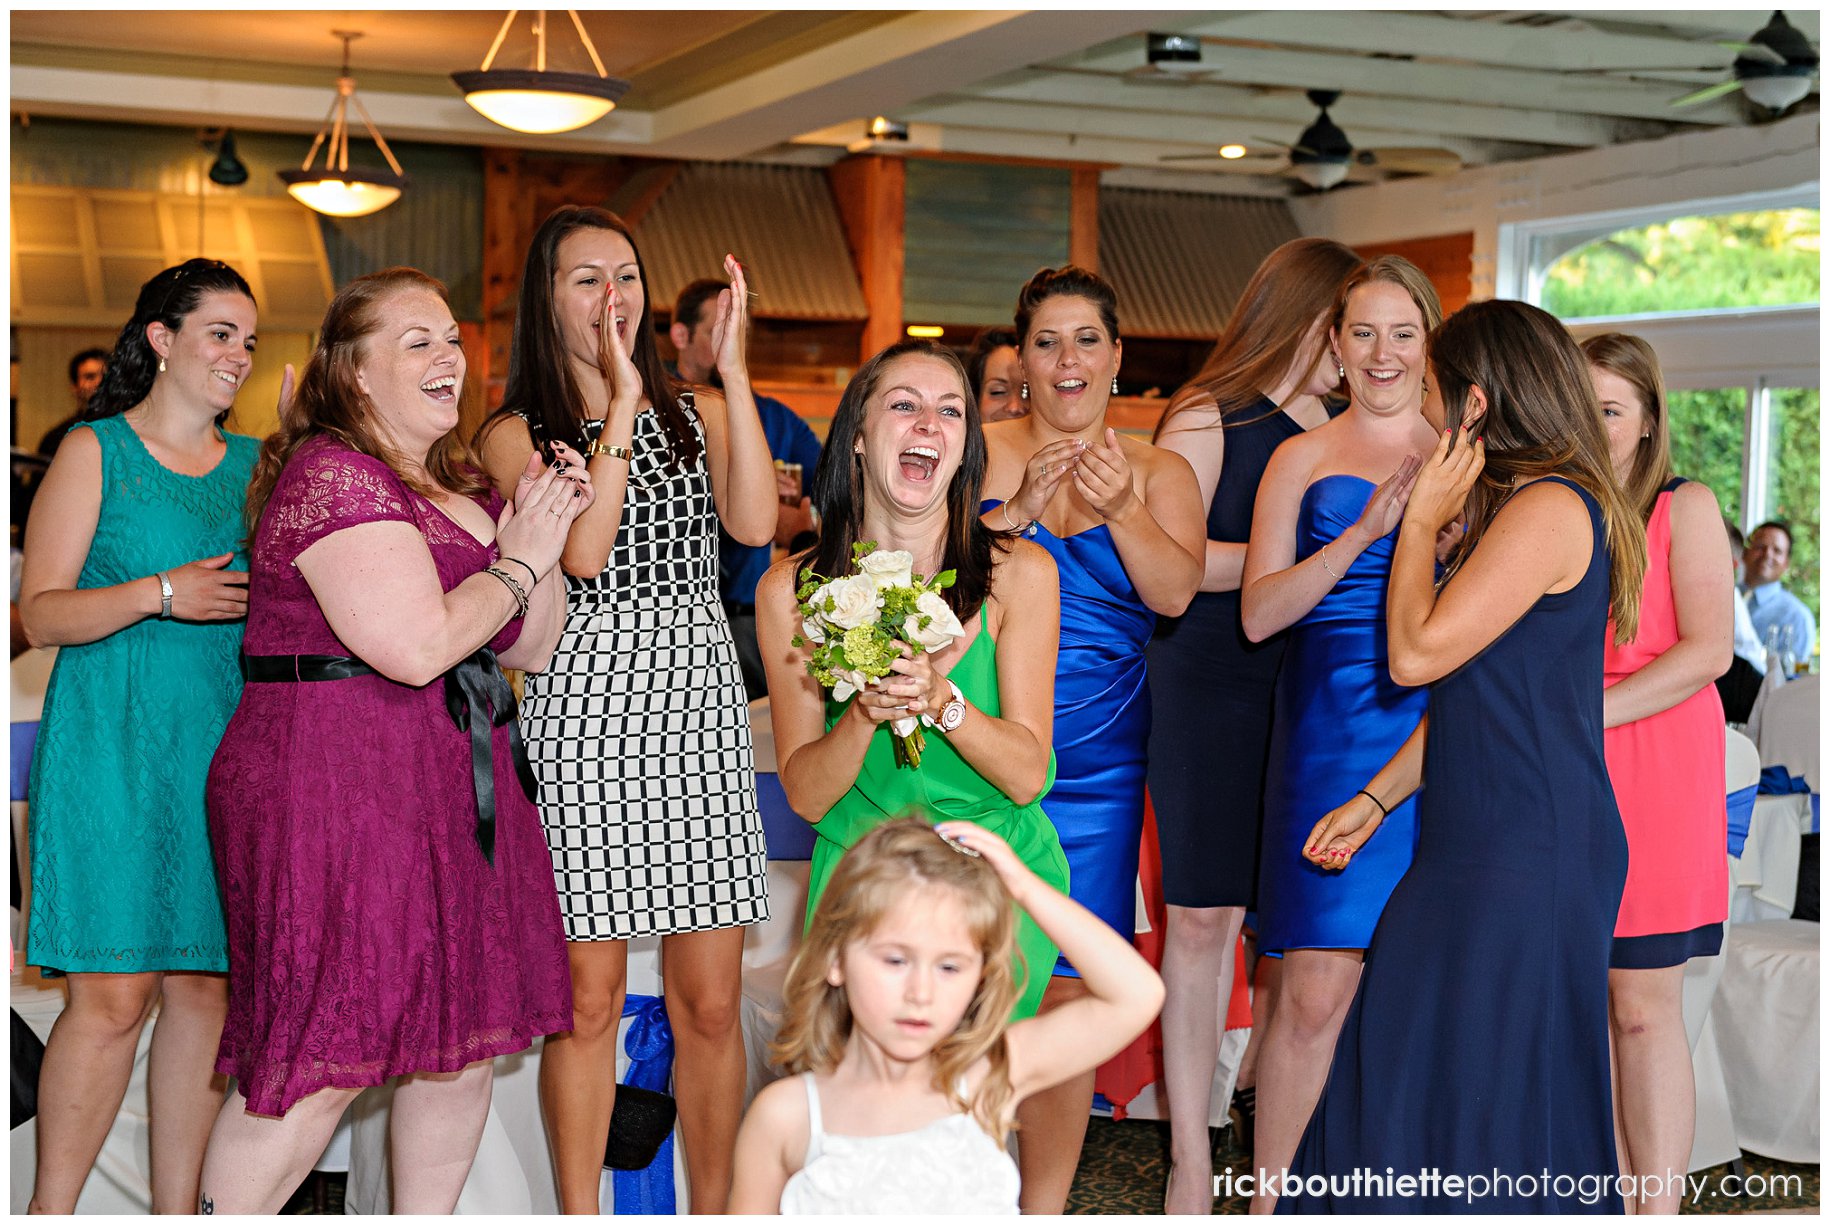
(453, 10), (629, 135)
(279, 31), (408, 219)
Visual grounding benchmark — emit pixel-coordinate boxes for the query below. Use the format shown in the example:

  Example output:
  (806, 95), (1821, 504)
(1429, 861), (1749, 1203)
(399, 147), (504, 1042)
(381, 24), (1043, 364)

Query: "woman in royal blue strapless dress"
(1237, 258), (1443, 1204)
(1289, 299), (1645, 1212)
(980, 265), (1205, 1213)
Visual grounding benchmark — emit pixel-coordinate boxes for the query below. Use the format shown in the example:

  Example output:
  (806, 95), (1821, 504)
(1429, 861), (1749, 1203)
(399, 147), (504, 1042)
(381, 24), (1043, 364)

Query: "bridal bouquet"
(793, 542), (965, 768)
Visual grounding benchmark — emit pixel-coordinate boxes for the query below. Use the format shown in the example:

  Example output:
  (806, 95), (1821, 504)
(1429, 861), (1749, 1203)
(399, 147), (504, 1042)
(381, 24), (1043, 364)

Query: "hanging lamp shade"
(453, 10), (629, 135)
(281, 31), (408, 219)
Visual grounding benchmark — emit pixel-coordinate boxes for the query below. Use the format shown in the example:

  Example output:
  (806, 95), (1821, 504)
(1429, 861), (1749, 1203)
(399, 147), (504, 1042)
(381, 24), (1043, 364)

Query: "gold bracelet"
(585, 439), (633, 461)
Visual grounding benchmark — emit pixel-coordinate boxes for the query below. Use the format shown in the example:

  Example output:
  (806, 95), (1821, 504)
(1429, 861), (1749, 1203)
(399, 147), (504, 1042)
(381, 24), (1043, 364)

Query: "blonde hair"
(1332, 254), (1445, 337)
(1430, 300), (1647, 643)
(1580, 332), (1673, 524)
(769, 817), (1021, 1139)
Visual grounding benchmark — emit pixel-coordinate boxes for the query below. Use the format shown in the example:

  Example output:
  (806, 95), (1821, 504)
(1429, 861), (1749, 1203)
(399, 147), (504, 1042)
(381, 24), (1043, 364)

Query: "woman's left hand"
(710, 253), (752, 384)
(879, 642), (948, 716)
(1073, 428), (1140, 522)
(1402, 425), (1485, 537)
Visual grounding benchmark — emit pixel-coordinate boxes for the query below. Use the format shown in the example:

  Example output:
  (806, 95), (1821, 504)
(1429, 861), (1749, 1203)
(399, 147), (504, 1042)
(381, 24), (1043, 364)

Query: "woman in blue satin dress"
(980, 265), (1205, 1213)
(1237, 257), (1443, 1204)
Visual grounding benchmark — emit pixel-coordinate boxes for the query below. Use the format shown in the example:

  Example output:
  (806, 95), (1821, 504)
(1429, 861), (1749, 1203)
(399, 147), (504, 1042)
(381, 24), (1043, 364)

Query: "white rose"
(801, 617), (826, 645)
(904, 590), (965, 652)
(822, 573), (882, 630)
(799, 582), (831, 643)
(831, 668), (871, 702)
(858, 549), (915, 592)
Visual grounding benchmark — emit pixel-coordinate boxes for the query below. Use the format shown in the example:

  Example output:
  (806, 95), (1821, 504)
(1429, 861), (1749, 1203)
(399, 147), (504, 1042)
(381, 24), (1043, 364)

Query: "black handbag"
(603, 1084), (677, 1171)
(12, 1009), (45, 1129)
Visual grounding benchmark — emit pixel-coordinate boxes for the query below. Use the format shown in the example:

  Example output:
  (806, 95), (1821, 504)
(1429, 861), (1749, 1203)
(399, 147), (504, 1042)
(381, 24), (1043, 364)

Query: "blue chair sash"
(612, 993), (675, 1214)
(1757, 765), (1820, 834)
(1726, 782), (1758, 858)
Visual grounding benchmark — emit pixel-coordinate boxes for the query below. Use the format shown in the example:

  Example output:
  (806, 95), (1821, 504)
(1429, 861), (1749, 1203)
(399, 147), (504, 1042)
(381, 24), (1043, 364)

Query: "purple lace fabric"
(207, 436), (572, 1117)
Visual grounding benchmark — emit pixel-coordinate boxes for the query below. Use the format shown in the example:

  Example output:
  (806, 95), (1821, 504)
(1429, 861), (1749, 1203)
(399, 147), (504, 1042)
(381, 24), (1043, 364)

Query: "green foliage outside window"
(1767, 388), (1820, 627)
(1542, 209), (1819, 319)
(1667, 389), (1746, 528)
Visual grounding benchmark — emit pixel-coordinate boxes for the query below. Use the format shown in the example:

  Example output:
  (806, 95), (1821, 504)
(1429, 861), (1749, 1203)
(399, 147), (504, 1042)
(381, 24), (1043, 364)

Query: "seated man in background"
(670, 278), (823, 699)
(35, 347), (109, 460)
(1741, 519), (1816, 669)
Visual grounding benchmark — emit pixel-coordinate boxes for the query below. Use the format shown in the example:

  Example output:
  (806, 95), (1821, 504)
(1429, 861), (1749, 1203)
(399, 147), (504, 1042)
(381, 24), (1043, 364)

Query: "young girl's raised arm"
(934, 822), (1164, 1104)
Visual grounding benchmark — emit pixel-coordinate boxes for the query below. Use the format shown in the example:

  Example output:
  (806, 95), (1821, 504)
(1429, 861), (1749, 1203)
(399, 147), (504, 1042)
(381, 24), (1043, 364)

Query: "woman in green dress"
(756, 340), (1069, 1019)
(19, 259), (263, 1213)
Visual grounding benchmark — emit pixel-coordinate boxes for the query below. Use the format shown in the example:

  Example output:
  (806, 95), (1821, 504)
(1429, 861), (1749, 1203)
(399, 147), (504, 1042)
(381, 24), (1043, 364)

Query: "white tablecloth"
(1710, 918), (1820, 1162)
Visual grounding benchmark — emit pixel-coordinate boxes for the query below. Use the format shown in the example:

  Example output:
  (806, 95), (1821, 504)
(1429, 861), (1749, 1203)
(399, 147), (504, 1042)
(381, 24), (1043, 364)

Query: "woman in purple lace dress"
(198, 268), (588, 1212)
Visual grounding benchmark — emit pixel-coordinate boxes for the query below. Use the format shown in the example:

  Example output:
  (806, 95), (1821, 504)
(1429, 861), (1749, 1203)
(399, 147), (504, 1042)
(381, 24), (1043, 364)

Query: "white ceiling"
(10, 9), (1820, 196)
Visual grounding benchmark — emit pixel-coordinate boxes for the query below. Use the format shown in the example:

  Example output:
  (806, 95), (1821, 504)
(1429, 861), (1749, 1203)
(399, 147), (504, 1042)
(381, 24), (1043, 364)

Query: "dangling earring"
(1336, 360), (1346, 380)
(1111, 377), (1120, 395)
(1020, 382), (1028, 401)
(158, 357), (167, 374)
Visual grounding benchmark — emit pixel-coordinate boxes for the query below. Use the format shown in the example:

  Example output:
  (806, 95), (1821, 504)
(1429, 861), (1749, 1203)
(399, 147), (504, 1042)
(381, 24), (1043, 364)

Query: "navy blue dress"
(1146, 397), (1310, 908)
(1282, 477), (1627, 1213)
(1258, 476), (1425, 953)
(985, 501), (1153, 975)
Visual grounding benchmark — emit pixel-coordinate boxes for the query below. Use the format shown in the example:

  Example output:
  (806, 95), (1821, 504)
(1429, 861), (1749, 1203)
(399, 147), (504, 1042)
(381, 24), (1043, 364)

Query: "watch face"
(939, 700), (965, 733)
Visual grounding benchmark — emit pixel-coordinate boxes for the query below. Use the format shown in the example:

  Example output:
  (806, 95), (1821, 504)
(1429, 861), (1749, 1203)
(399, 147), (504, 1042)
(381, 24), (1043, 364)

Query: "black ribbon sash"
(239, 649), (537, 864)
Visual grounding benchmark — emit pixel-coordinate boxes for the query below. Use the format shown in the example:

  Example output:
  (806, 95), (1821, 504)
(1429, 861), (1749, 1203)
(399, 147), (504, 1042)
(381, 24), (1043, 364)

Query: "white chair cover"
(1749, 673), (1820, 788)
(1710, 919), (1820, 1163)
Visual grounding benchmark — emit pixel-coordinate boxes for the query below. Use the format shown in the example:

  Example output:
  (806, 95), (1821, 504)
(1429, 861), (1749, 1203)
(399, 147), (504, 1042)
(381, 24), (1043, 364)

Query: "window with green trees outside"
(1540, 208), (1819, 320)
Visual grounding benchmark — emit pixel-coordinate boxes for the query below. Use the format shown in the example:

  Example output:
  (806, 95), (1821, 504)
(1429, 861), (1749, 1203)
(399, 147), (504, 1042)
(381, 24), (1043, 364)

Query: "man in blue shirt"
(1741, 520), (1816, 669)
(671, 279), (823, 699)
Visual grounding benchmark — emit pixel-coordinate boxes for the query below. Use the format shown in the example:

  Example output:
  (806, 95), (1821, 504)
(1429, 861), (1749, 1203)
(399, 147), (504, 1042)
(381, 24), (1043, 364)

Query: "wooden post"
(828, 154), (905, 363)
(482, 148), (534, 413)
(1070, 167), (1100, 272)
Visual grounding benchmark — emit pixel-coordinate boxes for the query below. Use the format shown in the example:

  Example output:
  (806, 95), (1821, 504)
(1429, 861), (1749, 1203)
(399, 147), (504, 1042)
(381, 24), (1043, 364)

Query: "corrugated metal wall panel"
(636, 163), (866, 321)
(903, 160), (1071, 328)
(1100, 189), (1300, 340)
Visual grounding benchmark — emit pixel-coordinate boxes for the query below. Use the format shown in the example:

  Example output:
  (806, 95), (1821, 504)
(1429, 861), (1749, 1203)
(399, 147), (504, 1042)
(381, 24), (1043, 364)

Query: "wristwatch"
(930, 679), (966, 734)
(585, 438), (633, 461)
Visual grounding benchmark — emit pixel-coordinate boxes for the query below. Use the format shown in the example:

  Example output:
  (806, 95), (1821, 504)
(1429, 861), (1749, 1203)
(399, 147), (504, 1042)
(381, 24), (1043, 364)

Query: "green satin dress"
(807, 606), (1071, 1019)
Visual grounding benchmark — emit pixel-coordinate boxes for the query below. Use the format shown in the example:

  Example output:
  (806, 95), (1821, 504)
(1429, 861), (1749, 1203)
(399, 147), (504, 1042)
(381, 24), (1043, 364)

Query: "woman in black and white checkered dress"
(478, 206), (779, 1214)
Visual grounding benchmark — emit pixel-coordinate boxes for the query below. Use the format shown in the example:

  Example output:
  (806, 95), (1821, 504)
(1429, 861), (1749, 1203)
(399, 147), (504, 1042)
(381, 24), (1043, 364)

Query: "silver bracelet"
(1318, 543), (1342, 580)
(155, 571), (174, 620)
(485, 566), (530, 618)
(999, 502), (1032, 535)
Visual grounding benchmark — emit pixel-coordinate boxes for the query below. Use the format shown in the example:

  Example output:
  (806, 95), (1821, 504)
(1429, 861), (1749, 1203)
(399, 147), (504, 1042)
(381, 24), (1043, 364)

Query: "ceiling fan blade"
(1671, 79), (1745, 107)
(1723, 39), (1790, 64)
(1361, 147), (1462, 175)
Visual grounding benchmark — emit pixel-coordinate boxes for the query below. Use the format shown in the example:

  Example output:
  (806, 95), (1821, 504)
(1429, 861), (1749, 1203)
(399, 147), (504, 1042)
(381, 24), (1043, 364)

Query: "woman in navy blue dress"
(1290, 299), (1647, 1212)
(980, 265), (1205, 1212)
(1147, 237), (1363, 1213)
(1238, 258), (1441, 1203)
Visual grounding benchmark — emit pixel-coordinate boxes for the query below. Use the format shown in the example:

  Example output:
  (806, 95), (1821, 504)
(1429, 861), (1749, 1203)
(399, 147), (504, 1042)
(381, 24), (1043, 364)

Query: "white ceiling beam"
(896, 96), (1542, 167)
(1186, 10), (1750, 74)
(642, 10), (1189, 159)
(1051, 29), (1751, 125)
(947, 70), (1668, 148)
(1529, 10), (1819, 43)
(8, 62), (659, 155)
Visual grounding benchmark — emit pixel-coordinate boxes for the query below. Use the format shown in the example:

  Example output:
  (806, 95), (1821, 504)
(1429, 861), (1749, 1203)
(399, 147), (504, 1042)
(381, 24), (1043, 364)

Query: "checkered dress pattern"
(520, 396), (768, 940)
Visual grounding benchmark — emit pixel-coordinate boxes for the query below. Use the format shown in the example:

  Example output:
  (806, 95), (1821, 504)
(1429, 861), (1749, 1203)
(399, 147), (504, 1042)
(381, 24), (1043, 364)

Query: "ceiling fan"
(1160, 90), (1462, 190)
(1671, 10), (1818, 113)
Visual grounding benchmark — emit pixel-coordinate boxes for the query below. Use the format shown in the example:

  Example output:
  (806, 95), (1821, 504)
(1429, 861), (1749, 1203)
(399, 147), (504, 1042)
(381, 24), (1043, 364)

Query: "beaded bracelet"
(485, 566), (530, 618)
(498, 555), (538, 588)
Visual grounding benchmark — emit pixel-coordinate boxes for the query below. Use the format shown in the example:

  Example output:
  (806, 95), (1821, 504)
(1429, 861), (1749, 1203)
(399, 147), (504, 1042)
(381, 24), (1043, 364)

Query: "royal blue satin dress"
(1283, 478), (1626, 1213)
(1257, 476), (1426, 954)
(985, 501), (1152, 976)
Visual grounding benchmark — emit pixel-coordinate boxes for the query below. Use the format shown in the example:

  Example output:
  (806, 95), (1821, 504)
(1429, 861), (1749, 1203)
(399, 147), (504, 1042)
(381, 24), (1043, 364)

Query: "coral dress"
(1604, 478), (1729, 968)
(208, 438), (572, 1117)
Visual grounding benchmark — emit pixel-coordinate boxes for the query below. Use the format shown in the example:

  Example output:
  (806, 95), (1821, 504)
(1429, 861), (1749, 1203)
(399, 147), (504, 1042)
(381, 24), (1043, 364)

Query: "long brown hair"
(1579, 332), (1672, 524)
(245, 267), (487, 531)
(803, 340), (1004, 620)
(88, 258), (256, 428)
(481, 204), (698, 471)
(1332, 254), (1444, 339)
(1429, 300), (1646, 643)
(1154, 238), (1362, 438)
(769, 817), (1021, 1139)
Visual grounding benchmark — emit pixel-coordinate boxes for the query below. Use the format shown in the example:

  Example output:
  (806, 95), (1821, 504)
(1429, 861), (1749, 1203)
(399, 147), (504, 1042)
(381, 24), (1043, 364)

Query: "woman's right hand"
(1004, 437), (1085, 525)
(596, 287), (644, 418)
(1303, 792), (1385, 870)
(495, 455), (591, 579)
(164, 553), (249, 621)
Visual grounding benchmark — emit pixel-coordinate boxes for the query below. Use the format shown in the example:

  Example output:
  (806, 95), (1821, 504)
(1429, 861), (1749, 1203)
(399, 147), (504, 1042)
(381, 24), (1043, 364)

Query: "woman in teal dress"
(19, 259), (263, 1213)
(756, 339), (1069, 1027)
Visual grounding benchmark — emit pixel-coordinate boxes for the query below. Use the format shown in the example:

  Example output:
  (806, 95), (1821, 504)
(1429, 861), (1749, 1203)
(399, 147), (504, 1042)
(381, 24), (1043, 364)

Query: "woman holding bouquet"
(475, 205), (778, 1214)
(756, 339), (1070, 1026)
(977, 265), (1204, 1211)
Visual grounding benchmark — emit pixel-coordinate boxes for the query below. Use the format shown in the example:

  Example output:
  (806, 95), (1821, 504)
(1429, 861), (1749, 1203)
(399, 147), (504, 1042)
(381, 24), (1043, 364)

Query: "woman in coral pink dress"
(1586, 332), (1733, 1213)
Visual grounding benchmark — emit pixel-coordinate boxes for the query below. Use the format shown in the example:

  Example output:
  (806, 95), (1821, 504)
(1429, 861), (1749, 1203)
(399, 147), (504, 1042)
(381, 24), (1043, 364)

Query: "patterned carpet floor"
(286, 1118), (1820, 1214)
